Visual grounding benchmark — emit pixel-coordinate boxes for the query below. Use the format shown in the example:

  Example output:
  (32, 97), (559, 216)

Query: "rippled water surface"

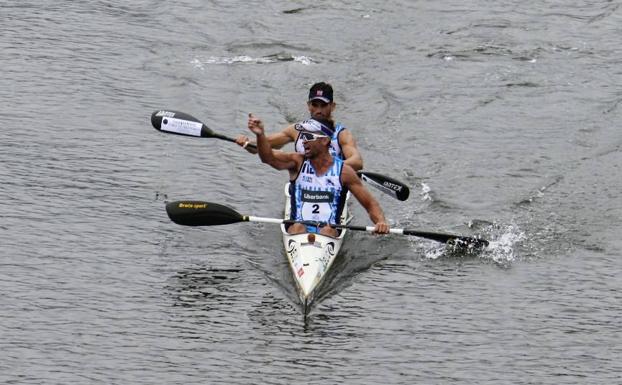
(2, 1), (621, 384)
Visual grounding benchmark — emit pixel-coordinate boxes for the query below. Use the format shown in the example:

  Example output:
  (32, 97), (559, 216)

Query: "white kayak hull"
(281, 184), (351, 313)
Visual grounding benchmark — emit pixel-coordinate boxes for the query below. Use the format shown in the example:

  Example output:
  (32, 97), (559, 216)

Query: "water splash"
(191, 54), (313, 69)
(420, 222), (525, 266)
(484, 223), (526, 264)
(420, 182), (433, 201)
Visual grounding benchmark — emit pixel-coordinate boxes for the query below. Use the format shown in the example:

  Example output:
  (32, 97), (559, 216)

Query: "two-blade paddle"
(165, 200), (489, 249)
(151, 109), (410, 201)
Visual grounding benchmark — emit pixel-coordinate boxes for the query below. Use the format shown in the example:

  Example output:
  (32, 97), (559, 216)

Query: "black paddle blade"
(165, 201), (245, 226)
(358, 171), (410, 201)
(402, 229), (489, 249)
(447, 236), (489, 249)
(151, 110), (215, 138)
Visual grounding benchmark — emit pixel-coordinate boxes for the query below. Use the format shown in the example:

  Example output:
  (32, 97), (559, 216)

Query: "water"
(2, 1), (621, 383)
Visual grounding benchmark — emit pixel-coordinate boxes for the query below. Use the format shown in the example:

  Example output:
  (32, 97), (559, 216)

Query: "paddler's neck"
(309, 152), (334, 176)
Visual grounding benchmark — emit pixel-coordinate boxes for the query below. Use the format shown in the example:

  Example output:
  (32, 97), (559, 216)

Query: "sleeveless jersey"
(294, 122), (346, 159)
(289, 157), (347, 226)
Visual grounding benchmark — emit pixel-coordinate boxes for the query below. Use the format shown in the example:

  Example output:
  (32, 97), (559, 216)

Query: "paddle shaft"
(245, 216), (487, 246)
(248, 215), (410, 233)
(206, 132), (259, 150)
(208, 132), (258, 149)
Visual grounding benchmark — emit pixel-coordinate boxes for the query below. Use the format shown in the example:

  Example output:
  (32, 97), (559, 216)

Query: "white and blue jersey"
(294, 122), (346, 159)
(289, 157), (347, 229)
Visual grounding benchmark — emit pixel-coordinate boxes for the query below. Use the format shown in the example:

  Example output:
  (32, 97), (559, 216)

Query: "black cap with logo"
(308, 82), (333, 103)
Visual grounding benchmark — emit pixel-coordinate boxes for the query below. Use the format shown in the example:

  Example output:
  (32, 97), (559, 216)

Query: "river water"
(2, 1), (621, 384)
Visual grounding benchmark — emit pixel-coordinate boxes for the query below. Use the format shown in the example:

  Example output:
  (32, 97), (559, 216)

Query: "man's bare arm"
(338, 129), (364, 171)
(248, 114), (300, 176)
(341, 165), (389, 233)
(235, 124), (298, 153)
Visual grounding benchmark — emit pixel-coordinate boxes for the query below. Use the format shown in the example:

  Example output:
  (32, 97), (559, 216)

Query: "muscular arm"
(249, 114), (301, 179)
(338, 129), (364, 171)
(267, 124), (298, 149)
(341, 165), (389, 233)
(236, 124), (298, 153)
(256, 133), (299, 171)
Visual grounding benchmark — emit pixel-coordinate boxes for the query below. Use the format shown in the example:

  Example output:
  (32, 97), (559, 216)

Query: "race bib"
(301, 189), (334, 222)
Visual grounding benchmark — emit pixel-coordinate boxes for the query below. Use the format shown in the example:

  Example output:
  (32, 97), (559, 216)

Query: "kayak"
(280, 183), (352, 315)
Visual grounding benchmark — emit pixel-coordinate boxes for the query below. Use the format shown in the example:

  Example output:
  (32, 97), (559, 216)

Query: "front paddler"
(247, 113), (389, 237)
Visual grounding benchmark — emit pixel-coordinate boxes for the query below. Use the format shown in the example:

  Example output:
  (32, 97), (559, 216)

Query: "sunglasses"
(300, 132), (327, 142)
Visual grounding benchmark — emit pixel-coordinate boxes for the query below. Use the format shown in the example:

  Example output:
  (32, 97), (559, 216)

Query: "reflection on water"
(165, 266), (244, 309)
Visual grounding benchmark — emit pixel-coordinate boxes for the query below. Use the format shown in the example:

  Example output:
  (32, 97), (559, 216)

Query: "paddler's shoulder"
(282, 123), (299, 139)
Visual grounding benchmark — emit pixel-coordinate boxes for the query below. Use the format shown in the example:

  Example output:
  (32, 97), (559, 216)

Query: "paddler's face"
(301, 133), (330, 158)
(307, 100), (335, 120)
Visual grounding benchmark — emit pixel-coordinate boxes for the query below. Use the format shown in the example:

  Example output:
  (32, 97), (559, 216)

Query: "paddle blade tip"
(447, 236), (489, 250)
(396, 187), (410, 201)
(150, 110), (178, 130)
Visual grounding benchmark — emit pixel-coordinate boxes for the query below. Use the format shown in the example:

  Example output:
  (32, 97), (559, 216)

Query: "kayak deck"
(283, 232), (342, 300)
